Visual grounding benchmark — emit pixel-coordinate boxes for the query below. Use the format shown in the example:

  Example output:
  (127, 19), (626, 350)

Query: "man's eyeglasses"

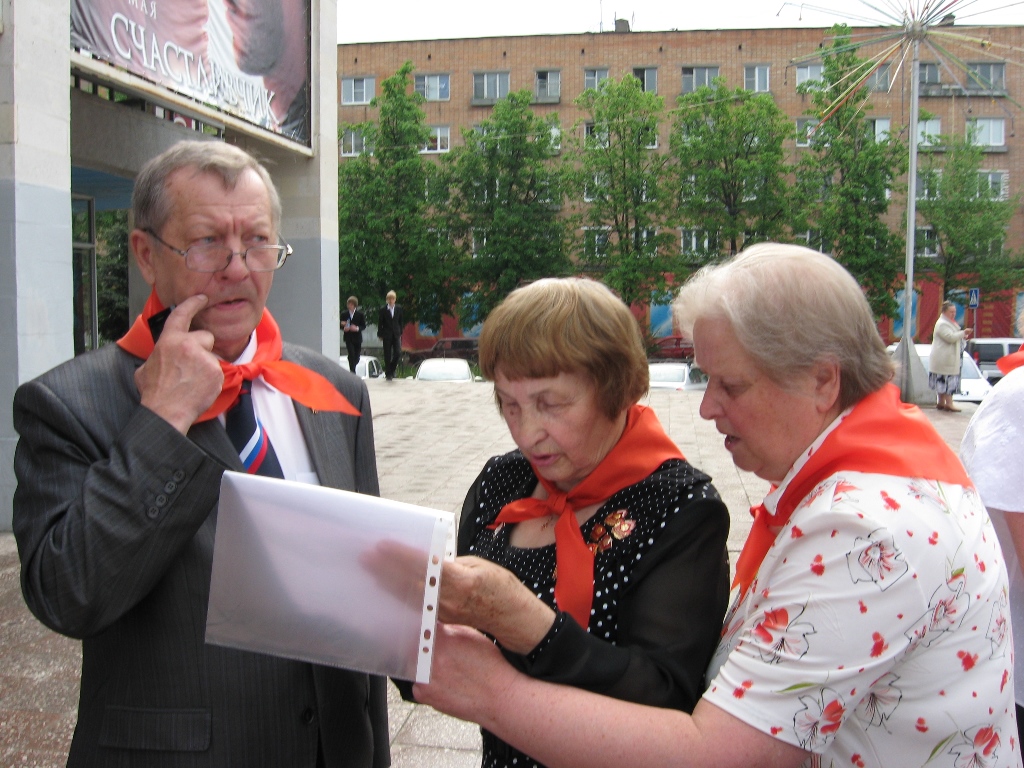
(144, 228), (292, 273)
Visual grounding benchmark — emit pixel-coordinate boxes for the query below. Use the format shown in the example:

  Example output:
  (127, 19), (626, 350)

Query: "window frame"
(682, 66), (719, 94)
(473, 71), (510, 103)
(414, 73), (451, 102)
(340, 128), (367, 157)
(584, 68), (609, 91)
(535, 69), (561, 101)
(968, 117), (1006, 148)
(633, 67), (658, 93)
(967, 62), (1006, 91)
(795, 118), (819, 147)
(421, 125), (451, 154)
(795, 63), (823, 87)
(744, 64), (770, 92)
(341, 76), (375, 106)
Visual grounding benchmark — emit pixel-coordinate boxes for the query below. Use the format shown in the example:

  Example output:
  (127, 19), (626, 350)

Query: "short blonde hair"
(347, 296), (358, 307)
(479, 278), (649, 419)
(674, 243), (893, 410)
(386, 290), (397, 302)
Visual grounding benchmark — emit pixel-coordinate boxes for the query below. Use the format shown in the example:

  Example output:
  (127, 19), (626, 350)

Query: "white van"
(966, 338), (1023, 384)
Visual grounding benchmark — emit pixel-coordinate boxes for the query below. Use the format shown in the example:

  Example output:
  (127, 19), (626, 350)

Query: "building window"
(584, 172), (608, 202)
(916, 170), (941, 200)
(916, 227), (939, 258)
(421, 126), (450, 153)
(341, 129), (367, 156)
(680, 228), (718, 255)
(797, 230), (825, 252)
(415, 74), (450, 101)
(920, 63), (940, 84)
(796, 118), (819, 147)
(584, 122), (609, 149)
(585, 68), (609, 90)
(473, 72), (510, 102)
(472, 229), (488, 258)
(979, 171), (1008, 200)
(550, 126), (562, 151)
(682, 66), (719, 93)
(341, 77), (374, 105)
(968, 118), (1005, 148)
(583, 228), (610, 259)
(967, 62), (1005, 91)
(868, 117), (891, 141)
(633, 67), (658, 93)
(868, 63), (890, 92)
(536, 70), (560, 100)
(918, 118), (941, 146)
(745, 65), (770, 92)
(796, 63), (823, 86)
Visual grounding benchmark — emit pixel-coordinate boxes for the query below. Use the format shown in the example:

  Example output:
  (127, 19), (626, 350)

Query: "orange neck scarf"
(491, 404), (684, 628)
(117, 291), (360, 423)
(997, 350), (1024, 375)
(732, 383), (972, 600)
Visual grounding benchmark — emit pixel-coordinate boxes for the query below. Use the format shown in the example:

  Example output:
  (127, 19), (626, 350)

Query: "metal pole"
(898, 33), (925, 403)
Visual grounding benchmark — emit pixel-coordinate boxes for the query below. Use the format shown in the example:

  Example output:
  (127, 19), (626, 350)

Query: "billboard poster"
(71, 0), (311, 146)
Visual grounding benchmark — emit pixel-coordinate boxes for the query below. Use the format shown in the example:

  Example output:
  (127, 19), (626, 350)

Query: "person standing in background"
(343, 296), (366, 374)
(377, 290), (404, 381)
(929, 300), (971, 412)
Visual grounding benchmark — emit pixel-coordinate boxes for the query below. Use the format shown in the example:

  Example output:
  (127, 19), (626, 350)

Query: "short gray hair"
(673, 243), (894, 410)
(132, 140), (281, 233)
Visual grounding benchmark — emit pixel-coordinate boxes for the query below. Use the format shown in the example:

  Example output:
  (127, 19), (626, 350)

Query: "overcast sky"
(338, 0), (1024, 44)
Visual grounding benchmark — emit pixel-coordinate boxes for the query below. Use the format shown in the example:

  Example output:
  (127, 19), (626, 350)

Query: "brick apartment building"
(338, 21), (1024, 342)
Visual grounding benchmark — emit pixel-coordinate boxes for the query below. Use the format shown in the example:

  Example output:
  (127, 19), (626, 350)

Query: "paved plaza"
(1, 377), (975, 767)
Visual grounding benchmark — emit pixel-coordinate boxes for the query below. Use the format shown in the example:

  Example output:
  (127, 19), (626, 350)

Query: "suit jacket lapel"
(188, 418), (243, 472)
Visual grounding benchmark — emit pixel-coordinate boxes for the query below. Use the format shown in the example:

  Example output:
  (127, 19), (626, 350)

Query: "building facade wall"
(338, 24), (1024, 342)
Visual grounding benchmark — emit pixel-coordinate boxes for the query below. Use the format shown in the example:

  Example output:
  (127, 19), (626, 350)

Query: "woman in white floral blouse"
(414, 244), (1020, 768)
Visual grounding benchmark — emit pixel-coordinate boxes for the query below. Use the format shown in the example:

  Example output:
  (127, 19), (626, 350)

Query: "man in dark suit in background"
(377, 290), (404, 381)
(12, 141), (389, 768)
(342, 296), (366, 374)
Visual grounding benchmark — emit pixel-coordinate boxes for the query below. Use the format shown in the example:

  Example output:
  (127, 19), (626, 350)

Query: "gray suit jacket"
(13, 342), (390, 768)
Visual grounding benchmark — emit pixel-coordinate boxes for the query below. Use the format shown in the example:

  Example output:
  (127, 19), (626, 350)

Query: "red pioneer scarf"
(117, 291), (360, 422)
(732, 383), (972, 599)
(491, 404), (684, 627)
(997, 350), (1024, 375)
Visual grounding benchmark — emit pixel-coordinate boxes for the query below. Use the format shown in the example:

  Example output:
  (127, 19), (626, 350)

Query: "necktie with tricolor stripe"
(224, 380), (284, 478)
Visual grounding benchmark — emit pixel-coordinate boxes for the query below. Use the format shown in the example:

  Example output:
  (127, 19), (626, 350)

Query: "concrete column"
(0, 0), (74, 530)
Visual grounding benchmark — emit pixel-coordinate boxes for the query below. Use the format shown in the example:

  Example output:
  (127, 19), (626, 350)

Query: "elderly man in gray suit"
(12, 141), (389, 768)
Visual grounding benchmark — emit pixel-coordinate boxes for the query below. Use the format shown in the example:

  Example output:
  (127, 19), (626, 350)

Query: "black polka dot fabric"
(461, 451), (727, 768)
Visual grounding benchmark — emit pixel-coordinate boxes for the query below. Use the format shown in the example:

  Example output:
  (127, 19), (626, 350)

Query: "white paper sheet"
(206, 471), (455, 683)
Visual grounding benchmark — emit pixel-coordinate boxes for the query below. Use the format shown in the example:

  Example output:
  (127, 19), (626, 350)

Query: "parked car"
(649, 335), (694, 361)
(406, 337), (479, 365)
(966, 337), (1022, 384)
(338, 355), (383, 380)
(892, 343), (993, 403)
(647, 362), (708, 391)
(413, 357), (477, 382)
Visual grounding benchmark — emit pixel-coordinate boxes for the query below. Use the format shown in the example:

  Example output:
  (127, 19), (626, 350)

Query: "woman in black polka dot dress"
(432, 278), (731, 768)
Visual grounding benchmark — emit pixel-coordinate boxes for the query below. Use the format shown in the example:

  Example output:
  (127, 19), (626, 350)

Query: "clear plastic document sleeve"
(206, 471), (455, 683)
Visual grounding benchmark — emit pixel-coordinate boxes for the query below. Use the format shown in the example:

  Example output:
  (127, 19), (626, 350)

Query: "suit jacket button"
(172, 469), (186, 482)
(164, 481), (177, 493)
(155, 494), (167, 506)
(146, 506), (160, 519)
(300, 707), (316, 725)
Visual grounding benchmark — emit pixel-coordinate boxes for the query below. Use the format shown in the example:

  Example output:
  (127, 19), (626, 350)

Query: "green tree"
(569, 75), (679, 308)
(671, 81), (793, 260)
(440, 90), (572, 326)
(916, 130), (1019, 297)
(96, 210), (130, 343)
(338, 61), (465, 331)
(794, 25), (907, 318)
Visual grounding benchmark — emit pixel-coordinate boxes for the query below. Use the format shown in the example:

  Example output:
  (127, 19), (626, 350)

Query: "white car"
(895, 343), (993, 403)
(414, 357), (477, 382)
(339, 355), (383, 380)
(648, 362), (708, 391)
